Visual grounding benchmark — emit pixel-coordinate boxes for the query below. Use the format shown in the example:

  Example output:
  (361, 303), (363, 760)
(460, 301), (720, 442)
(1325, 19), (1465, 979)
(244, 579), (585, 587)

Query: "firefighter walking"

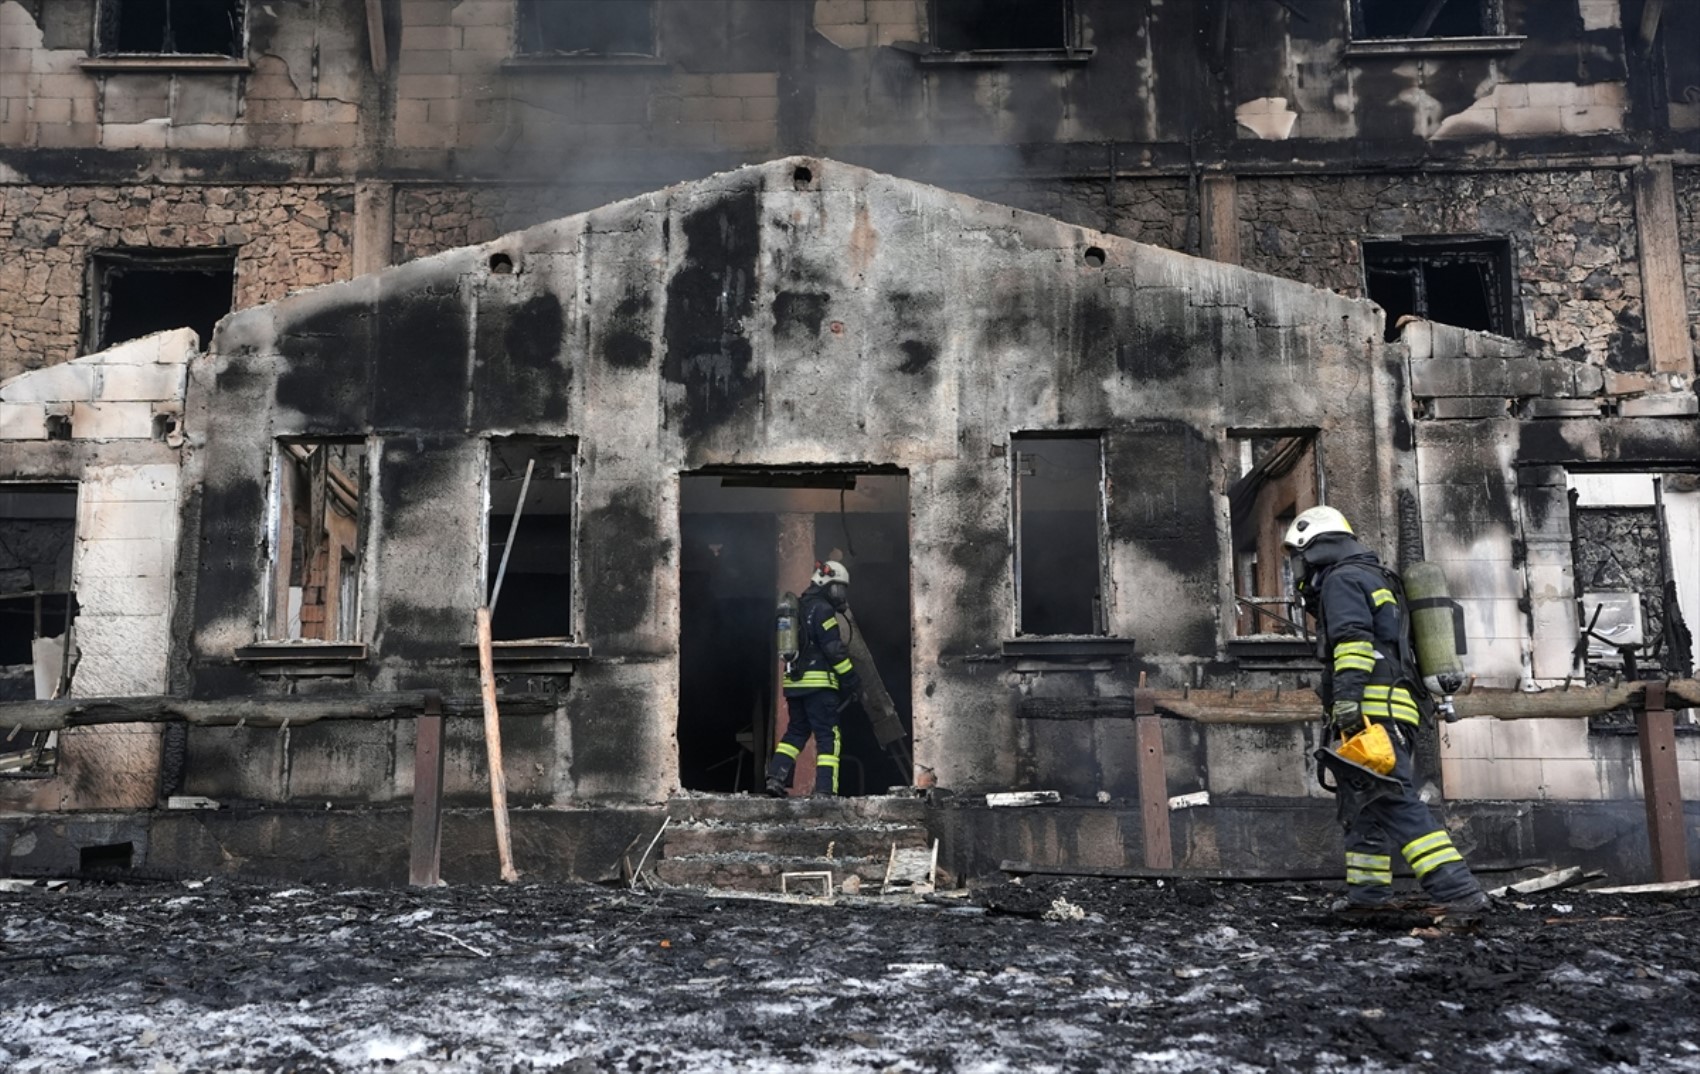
(765, 560), (861, 797)
(1285, 506), (1490, 914)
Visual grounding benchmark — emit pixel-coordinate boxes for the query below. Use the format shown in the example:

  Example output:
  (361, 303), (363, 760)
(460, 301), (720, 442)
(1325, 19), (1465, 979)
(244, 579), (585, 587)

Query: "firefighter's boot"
(764, 754), (795, 798)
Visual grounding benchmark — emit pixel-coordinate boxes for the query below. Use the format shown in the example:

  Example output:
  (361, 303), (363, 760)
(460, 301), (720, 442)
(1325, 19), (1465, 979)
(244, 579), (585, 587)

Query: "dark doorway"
(87, 248), (237, 353)
(678, 470), (912, 796)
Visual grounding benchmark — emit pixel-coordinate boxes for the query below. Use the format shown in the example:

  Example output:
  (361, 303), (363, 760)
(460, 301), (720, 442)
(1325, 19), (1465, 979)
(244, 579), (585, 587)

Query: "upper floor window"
(932, 0), (1071, 52)
(264, 440), (368, 643)
(97, 0), (245, 56)
(1353, 0), (1503, 40)
(1012, 433), (1104, 636)
(516, 0), (656, 57)
(1363, 237), (1515, 342)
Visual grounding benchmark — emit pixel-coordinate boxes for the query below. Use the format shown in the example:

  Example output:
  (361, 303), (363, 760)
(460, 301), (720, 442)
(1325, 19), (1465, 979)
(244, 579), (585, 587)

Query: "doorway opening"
(678, 467), (911, 797)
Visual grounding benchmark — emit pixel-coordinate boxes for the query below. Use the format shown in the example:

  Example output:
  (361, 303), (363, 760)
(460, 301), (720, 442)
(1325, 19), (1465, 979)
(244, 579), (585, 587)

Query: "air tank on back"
(1403, 561), (1466, 702)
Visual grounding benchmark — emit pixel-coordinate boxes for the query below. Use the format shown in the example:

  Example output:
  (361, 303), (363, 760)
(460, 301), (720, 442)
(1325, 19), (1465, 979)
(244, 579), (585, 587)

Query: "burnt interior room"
(1355, 0), (1494, 39)
(678, 470), (912, 796)
(87, 249), (236, 353)
(1364, 238), (1513, 342)
(486, 439), (576, 641)
(101, 0), (245, 55)
(0, 485), (76, 774)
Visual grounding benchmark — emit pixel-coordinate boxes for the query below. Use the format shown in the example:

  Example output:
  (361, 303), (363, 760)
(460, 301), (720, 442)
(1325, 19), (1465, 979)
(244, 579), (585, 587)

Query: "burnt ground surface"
(2, 875), (1698, 1073)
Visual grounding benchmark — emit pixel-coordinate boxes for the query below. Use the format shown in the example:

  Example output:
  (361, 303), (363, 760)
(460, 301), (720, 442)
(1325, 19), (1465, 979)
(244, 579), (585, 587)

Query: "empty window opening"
(1363, 238), (1513, 342)
(516, 0), (656, 56)
(1227, 433), (1318, 637)
(486, 439), (576, 641)
(678, 470), (912, 797)
(266, 441), (366, 642)
(87, 249), (236, 354)
(1, 485), (77, 774)
(1355, 0), (1500, 39)
(1013, 434), (1104, 636)
(98, 0), (245, 56)
(79, 842), (135, 873)
(932, 0), (1070, 51)
(1569, 475), (1698, 709)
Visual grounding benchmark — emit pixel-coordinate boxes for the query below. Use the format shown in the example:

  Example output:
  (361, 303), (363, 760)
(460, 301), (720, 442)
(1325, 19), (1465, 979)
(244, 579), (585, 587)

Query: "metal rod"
(488, 458), (535, 619)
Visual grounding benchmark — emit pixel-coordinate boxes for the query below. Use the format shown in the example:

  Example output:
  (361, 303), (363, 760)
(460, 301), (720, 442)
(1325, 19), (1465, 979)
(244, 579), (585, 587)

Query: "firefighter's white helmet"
(811, 560), (850, 587)
(1283, 505), (1354, 551)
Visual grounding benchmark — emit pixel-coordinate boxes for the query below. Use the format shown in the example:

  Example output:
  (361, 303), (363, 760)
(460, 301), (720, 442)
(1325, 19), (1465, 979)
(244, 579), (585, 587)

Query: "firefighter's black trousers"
(1342, 720), (1483, 906)
(766, 689), (842, 795)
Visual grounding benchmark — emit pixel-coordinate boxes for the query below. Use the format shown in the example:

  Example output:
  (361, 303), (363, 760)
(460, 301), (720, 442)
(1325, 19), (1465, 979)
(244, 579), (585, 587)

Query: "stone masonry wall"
(1679, 167), (1700, 368)
(1239, 169), (1644, 372)
(0, 185), (354, 379)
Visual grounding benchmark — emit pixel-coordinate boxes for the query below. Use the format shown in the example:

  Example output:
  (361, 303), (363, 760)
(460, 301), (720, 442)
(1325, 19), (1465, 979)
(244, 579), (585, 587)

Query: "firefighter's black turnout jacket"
(782, 585), (859, 697)
(1302, 537), (1426, 726)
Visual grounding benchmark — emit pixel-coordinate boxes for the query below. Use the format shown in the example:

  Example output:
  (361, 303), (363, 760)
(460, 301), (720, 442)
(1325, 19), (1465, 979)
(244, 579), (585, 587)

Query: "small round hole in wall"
(1083, 246), (1106, 268)
(489, 252), (515, 275)
(792, 165), (814, 189)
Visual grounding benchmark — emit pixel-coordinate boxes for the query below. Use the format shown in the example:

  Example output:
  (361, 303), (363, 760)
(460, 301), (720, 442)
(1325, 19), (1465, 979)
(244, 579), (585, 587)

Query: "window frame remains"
(93, 0), (248, 59)
(1362, 235), (1518, 342)
(84, 248), (238, 355)
(259, 438), (371, 647)
(1224, 431), (1321, 642)
(921, 0), (1093, 65)
(513, 0), (659, 59)
(1345, 0), (1524, 57)
(482, 436), (580, 645)
(1011, 431), (1108, 638)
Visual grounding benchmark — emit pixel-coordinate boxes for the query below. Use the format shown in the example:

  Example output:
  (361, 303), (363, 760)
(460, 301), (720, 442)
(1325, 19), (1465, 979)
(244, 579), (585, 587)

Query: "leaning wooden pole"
(477, 606), (520, 883)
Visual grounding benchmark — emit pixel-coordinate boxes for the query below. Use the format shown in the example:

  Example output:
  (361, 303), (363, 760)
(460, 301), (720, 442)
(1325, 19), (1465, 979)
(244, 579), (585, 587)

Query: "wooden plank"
(1199, 175), (1240, 265)
(409, 692), (445, 888)
(477, 607), (520, 883)
(986, 790), (1060, 807)
(1632, 163), (1692, 376)
(1136, 714), (1173, 870)
(1587, 879), (1700, 896)
(0, 693), (557, 732)
(1637, 682), (1690, 883)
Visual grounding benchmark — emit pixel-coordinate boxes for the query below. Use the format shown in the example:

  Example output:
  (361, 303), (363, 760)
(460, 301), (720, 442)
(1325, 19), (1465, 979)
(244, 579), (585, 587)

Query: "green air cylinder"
(1403, 561), (1466, 694)
(776, 591), (800, 669)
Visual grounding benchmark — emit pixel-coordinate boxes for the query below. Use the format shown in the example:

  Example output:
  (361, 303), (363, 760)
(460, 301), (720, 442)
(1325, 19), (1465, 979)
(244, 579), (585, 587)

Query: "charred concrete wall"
(0, 328), (194, 811)
(168, 158), (1400, 810)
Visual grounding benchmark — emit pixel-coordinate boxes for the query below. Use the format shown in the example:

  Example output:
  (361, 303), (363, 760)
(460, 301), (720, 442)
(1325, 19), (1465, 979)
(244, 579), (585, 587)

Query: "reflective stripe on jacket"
(783, 590), (855, 696)
(1315, 556), (1423, 726)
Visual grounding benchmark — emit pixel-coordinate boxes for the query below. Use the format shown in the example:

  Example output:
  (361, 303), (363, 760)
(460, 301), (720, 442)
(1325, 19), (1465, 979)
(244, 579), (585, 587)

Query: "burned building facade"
(1, 1), (1697, 884)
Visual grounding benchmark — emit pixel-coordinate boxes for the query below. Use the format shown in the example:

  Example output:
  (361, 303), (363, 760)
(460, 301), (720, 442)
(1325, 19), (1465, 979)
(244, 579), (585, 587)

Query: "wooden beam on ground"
(0, 692), (559, 733)
(1637, 682), (1690, 882)
(409, 692), (445, 888)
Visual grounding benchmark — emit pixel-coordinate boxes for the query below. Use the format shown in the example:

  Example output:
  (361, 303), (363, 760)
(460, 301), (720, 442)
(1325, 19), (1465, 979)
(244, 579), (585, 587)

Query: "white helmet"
(1283, 506), (1354, 551)
(811, 560), (850, 587)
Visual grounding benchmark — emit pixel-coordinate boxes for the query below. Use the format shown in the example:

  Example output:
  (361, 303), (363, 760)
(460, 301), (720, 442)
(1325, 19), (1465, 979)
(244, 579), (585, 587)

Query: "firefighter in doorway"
(765, 560), (861, 797)
(1284, 506), (1490, 915)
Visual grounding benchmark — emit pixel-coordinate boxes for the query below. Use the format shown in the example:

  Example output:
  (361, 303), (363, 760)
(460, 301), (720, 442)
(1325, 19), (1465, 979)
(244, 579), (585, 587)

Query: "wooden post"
(1134, 685), (1173, 870)
(409, 691), (445, 887)
(476, 607), (520, 883)
(1636, 681), (1690, 882)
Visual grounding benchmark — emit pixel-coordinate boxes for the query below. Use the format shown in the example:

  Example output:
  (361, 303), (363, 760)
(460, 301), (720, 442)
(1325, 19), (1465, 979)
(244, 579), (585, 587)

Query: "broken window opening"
(1354, 0), (1501, 39)
(266, 441), (367, 643)
(97, 0), (245, 56)
(1, 485), (79, 775)
(1013, 434), (1105, 636)
(486, 439), (577, 642)
(515, 0), (656, 56)
(931, 0), (1071, 51)
(1227, 433), (1318, 638)
(1363, 237), (1514, 342)
(1568, 472), (1700, 732)
(86, 248), (237, 354)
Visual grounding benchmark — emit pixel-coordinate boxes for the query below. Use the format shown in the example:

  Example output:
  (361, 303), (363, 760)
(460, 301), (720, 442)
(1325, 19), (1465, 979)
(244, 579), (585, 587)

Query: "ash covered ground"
(3, 874), (1698, 1073)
